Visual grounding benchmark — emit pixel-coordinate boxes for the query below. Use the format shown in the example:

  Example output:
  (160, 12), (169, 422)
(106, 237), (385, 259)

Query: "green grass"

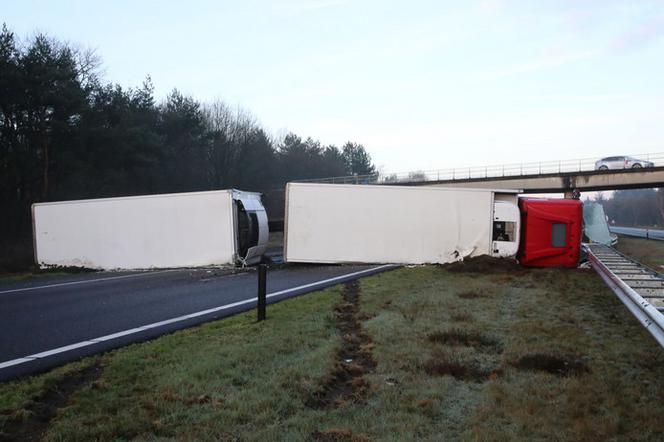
(2, 263), (664, 441)
(360, 266), (664, 440)
(0, 270), (75, 283)
(614, 235), (664, 271)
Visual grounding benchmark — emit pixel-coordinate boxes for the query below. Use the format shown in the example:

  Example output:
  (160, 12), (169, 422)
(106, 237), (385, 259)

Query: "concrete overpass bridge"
(415, 166), (664, 194)
(260, 153), (664, 226)
(296, 153), (664, 194)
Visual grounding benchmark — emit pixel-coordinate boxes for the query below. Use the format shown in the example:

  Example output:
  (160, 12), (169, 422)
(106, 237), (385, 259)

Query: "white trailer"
(284, 183), (519, 264)
(32, 189), (268, 270)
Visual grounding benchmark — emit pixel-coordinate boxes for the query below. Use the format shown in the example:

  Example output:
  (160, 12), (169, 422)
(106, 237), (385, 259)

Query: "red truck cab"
(517, 198), (583, 268)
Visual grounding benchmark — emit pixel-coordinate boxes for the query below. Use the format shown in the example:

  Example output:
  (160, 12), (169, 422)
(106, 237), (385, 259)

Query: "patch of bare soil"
(445, 255), (526, 275)
(311, 428), (374, 442)
(0, 361), (104, 442)
(428, 329), (502, 353)
(423, 352), (498, 382)
(307, 281), (375, 409)
(512, 353), (590, 377)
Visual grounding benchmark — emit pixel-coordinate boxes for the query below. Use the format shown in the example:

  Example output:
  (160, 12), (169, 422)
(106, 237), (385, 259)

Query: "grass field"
(614, 235), (664, 270)
(2, 254), (664, 440)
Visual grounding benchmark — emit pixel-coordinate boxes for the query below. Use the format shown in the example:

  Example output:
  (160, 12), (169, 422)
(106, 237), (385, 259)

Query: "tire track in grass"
(0, 360), (104, 442)
(307, 280), (375, 409)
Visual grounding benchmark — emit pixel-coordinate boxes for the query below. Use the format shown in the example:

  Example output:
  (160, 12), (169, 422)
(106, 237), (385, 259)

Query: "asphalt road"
(0, 264), (395, 380)
(610, 226), (664, 241)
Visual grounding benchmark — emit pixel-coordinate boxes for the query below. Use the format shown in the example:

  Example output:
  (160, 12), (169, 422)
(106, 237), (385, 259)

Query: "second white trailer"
(33, 189), (268, 270)
(284, 183), (520, 264)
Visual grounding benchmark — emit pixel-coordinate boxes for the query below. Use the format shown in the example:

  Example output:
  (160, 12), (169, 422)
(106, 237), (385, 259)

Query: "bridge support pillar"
(563, 189), (581, 199)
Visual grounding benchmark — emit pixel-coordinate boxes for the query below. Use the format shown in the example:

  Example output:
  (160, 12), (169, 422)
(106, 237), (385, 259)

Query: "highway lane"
(610, 226), (664, 241)
(0, 264), (395, 380)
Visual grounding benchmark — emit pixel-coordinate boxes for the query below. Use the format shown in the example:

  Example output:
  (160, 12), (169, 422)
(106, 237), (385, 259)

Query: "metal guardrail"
(586, 244), (664, 349)
(610, 226), (664, 241)
(295, 152), (664, 185)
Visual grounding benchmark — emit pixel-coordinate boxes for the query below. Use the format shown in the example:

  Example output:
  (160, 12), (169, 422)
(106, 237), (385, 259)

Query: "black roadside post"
(257, 263), (267, 321)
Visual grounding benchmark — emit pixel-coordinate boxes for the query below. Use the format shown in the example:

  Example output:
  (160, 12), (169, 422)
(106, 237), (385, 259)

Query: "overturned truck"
(284, 183), (582, 267)
(32, 189), (268, 270)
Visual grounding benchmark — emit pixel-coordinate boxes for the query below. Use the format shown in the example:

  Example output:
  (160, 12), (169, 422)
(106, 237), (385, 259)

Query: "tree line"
(0, 24), (375, 240)
(596, 189), (664, 227)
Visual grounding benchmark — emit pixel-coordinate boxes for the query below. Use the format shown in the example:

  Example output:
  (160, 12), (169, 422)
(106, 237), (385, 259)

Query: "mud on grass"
(307, 281), (376, 409)
(444, 255), (526, 275)
(0, 360), (104, 442)
(422, 350), (498, 383)
(511, 353), (590, 377)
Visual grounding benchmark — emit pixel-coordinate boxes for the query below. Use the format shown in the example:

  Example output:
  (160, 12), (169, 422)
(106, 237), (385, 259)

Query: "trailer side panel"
(284, 183), (494, 264)
(33, 190), (237, 269)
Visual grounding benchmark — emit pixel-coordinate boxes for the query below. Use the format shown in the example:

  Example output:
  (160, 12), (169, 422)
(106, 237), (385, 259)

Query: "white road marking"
(0, 265), (395, 371)
(0, 269), (180, 294)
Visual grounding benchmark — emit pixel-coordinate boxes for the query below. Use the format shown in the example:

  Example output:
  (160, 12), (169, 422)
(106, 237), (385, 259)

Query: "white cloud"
(610, 14), (664, 52)
(476, 50), (595, 81)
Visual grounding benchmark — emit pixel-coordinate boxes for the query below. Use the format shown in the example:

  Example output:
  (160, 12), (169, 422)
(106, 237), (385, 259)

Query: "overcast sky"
(4, 0), (664, 173)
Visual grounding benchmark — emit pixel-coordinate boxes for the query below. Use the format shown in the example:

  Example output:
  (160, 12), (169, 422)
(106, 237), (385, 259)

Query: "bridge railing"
(293, 152), (664, 185)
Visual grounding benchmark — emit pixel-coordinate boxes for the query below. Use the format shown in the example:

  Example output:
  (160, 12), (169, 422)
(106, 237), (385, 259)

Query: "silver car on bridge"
(594, 155), (654, 170)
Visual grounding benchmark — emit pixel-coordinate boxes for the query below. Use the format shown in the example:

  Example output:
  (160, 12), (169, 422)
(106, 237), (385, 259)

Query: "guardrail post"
(257, 264), (267, 321)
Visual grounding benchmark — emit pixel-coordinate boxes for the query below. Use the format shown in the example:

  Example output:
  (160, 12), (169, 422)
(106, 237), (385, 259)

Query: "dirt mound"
(444, 255), (525, 274)
(512, 353), (590, 377)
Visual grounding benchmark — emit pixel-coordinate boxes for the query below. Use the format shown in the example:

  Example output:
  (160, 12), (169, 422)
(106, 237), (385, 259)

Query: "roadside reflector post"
(257, 264), (267, 321)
